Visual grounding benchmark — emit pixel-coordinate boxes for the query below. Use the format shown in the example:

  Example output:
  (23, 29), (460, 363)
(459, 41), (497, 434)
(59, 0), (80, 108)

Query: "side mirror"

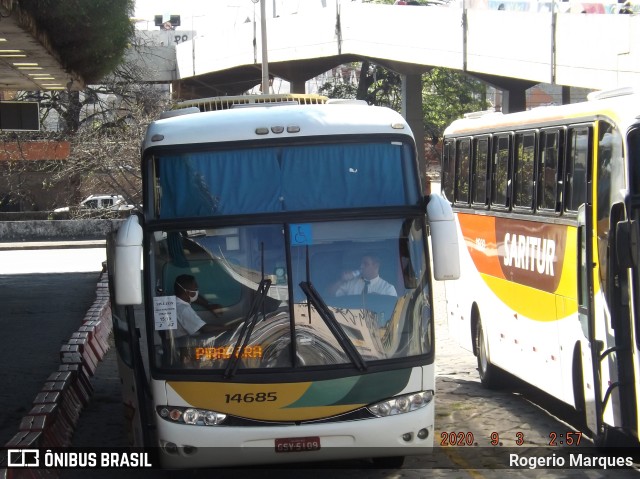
(616, 219), (639, 269)
(114, 215), (143, 305)
(426, 194), (460, 281)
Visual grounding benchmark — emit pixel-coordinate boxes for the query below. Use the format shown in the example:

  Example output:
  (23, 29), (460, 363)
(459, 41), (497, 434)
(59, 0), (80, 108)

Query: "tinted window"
(456, 138), (471, 204)
(513, 132), (535, 210)
(537, 129), (562, 211)
(442, 140), (455, 202)
(472, 137), (490, 205)
(492, 135), (510, 208)
(566, 127), (589, 212)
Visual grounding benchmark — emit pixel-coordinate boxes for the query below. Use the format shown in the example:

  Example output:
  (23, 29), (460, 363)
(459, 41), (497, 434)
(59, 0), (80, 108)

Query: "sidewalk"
(0, 240), (106, 251)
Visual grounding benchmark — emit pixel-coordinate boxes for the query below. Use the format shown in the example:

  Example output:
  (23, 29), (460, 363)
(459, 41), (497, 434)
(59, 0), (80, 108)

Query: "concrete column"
(501, 87), (526, 113)
(471, 74), (534, 114)
(289, 79), (306, 94)
(401, 73), (426, 183)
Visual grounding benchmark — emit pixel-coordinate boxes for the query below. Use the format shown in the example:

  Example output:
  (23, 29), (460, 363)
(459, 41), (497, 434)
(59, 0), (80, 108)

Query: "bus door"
(577, 204), (602, 438)
(605, 125), (640, 441)
(607, 202), (639, 441)
(593, 123), (638, 442)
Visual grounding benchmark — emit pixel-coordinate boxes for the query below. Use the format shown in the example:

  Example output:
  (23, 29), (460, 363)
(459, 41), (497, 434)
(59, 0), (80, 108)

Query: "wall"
(0, 219), (125, 242)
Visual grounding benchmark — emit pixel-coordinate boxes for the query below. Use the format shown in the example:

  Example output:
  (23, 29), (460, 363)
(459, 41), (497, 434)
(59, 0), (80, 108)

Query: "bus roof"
(444, 88), (640, 137)
(143, 102), (413, 151)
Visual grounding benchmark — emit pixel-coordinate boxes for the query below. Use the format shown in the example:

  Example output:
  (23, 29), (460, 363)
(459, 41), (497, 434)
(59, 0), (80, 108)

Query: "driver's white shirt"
(175, 297), (206, 338)
(335, 275), (397, 297)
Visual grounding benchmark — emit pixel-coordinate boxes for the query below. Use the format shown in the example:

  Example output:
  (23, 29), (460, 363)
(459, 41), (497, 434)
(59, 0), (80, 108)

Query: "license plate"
(274, 436), (321, 453)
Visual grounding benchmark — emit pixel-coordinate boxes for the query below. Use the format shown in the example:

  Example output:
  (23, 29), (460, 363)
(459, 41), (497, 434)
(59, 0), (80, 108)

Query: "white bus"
(107, 95), (459, 468)
(441, 87), (640, 446)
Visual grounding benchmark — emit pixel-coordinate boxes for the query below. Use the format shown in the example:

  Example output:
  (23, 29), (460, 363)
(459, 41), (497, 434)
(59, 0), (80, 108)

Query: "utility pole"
(259, 0), (269, 94)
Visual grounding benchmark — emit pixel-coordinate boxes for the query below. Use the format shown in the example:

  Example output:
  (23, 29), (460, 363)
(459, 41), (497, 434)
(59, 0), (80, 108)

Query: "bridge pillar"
(290, 79), (306, 94)
(401, 73), (426, 182)
(471, 74), (535, 114)
(500, 88), (527, 114)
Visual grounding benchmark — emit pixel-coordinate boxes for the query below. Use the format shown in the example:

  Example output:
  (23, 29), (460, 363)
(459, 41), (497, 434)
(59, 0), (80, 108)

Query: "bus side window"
(566, 127), (590, 212)
(537, 129), (563, 213)
(442, 139), (456, 203)
(491, 135), (511, 209)
(513, 131), (536, 211)
(455, 138), (471, 206)
(472, 136), (490, 207)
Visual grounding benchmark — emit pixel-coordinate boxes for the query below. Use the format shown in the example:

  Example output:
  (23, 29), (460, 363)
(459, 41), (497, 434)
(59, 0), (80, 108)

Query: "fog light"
(164, 442), (178, 454)
(402, 432), (412, 442)
(183, 445), (197, 455)
(417, 428), (429, 439)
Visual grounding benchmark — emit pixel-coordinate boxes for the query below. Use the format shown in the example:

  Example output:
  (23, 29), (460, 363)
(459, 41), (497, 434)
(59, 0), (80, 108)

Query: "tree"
(1, 33), (172, 214)
(320, 62), (488, 146)
(17, 0), (135, 84)
(45, 60), (172, 210)
(422, 68), (488, 145)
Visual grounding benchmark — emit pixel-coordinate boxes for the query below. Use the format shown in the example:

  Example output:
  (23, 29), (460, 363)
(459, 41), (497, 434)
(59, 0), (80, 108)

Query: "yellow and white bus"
(441, 87), (640, 445)
(107, 95), (459, 468)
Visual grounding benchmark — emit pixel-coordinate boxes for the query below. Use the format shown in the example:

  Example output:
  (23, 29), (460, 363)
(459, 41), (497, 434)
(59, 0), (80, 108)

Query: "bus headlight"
(157, 406), (227, 426)
(367, 390), (434, 417)
(183, 408), (199, 425)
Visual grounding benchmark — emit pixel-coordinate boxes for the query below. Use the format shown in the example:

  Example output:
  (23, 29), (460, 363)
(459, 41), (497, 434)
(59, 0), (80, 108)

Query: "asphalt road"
(0, 244), (107, 447)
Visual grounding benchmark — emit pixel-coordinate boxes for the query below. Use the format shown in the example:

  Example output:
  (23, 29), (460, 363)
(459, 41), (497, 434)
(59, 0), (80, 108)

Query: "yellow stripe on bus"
(481, 273), (576, 322)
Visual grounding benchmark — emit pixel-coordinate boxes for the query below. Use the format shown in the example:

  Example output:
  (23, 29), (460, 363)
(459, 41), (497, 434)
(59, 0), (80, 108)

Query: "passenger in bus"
(329, 253), (397, 297)
(174, 274), (230, 340)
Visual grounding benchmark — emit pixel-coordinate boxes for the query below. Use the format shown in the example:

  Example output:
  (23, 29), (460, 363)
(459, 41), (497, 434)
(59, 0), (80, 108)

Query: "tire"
(475, 318), (502, 388)
(371, 456), (405, 468)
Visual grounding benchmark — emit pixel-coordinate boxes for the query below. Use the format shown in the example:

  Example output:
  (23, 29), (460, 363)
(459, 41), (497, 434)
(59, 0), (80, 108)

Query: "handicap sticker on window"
(290, 224), (312, 246)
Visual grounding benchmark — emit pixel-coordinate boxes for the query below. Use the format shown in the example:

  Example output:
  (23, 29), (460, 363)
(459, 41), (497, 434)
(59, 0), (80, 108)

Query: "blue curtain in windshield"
(158, 143), (412, 218)
(281, 143), (405, 210)
(159, 150), (281, 217)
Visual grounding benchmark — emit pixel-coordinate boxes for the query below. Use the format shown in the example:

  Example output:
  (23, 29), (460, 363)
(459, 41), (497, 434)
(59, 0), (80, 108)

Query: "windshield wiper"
(298, 281), (367, 371)
(224, 278), (272, 378)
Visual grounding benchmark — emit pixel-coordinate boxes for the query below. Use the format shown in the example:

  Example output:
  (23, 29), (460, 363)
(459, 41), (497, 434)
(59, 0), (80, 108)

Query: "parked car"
(53, 194), (135, 213)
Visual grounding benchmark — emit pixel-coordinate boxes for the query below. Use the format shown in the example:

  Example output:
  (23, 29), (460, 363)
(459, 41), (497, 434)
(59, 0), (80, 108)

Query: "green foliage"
(422, 68), (488, 144)
(358, 62), (403, 110)
(17, 0), (135, 83)
(320, 61), (488, 143)
(318, 81), (358, 99)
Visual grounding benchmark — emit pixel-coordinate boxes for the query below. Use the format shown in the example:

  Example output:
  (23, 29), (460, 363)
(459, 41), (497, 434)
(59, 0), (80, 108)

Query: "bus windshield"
(153, 141), (420, 218)
(150, 217), (432, 372)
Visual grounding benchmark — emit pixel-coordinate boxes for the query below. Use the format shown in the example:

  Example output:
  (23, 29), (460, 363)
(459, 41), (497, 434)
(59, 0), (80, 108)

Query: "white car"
(54, 194), (135, 213)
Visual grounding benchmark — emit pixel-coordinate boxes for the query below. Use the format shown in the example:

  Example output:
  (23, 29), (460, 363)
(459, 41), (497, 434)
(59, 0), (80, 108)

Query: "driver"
(174, 274), (229, 339)
(329, 253), (397, 297)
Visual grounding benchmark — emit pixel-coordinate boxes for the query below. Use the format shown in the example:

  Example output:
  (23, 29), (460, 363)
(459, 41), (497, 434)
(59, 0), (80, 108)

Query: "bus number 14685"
(225, 392), (277, 403)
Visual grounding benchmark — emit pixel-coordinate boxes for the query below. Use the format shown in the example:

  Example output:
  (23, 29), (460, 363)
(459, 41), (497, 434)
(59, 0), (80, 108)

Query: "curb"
(1, 272), (113, 478)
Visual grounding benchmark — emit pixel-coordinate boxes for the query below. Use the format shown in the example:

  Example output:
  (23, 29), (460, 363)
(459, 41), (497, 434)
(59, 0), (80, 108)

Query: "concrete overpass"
(127, 2), (640, 174)
(173, 2), (640, 110)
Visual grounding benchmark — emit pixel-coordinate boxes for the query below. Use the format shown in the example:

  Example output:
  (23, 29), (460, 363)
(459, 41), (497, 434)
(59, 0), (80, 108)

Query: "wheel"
(475, 318), (502, 388)
(371, 456), (405, 468)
